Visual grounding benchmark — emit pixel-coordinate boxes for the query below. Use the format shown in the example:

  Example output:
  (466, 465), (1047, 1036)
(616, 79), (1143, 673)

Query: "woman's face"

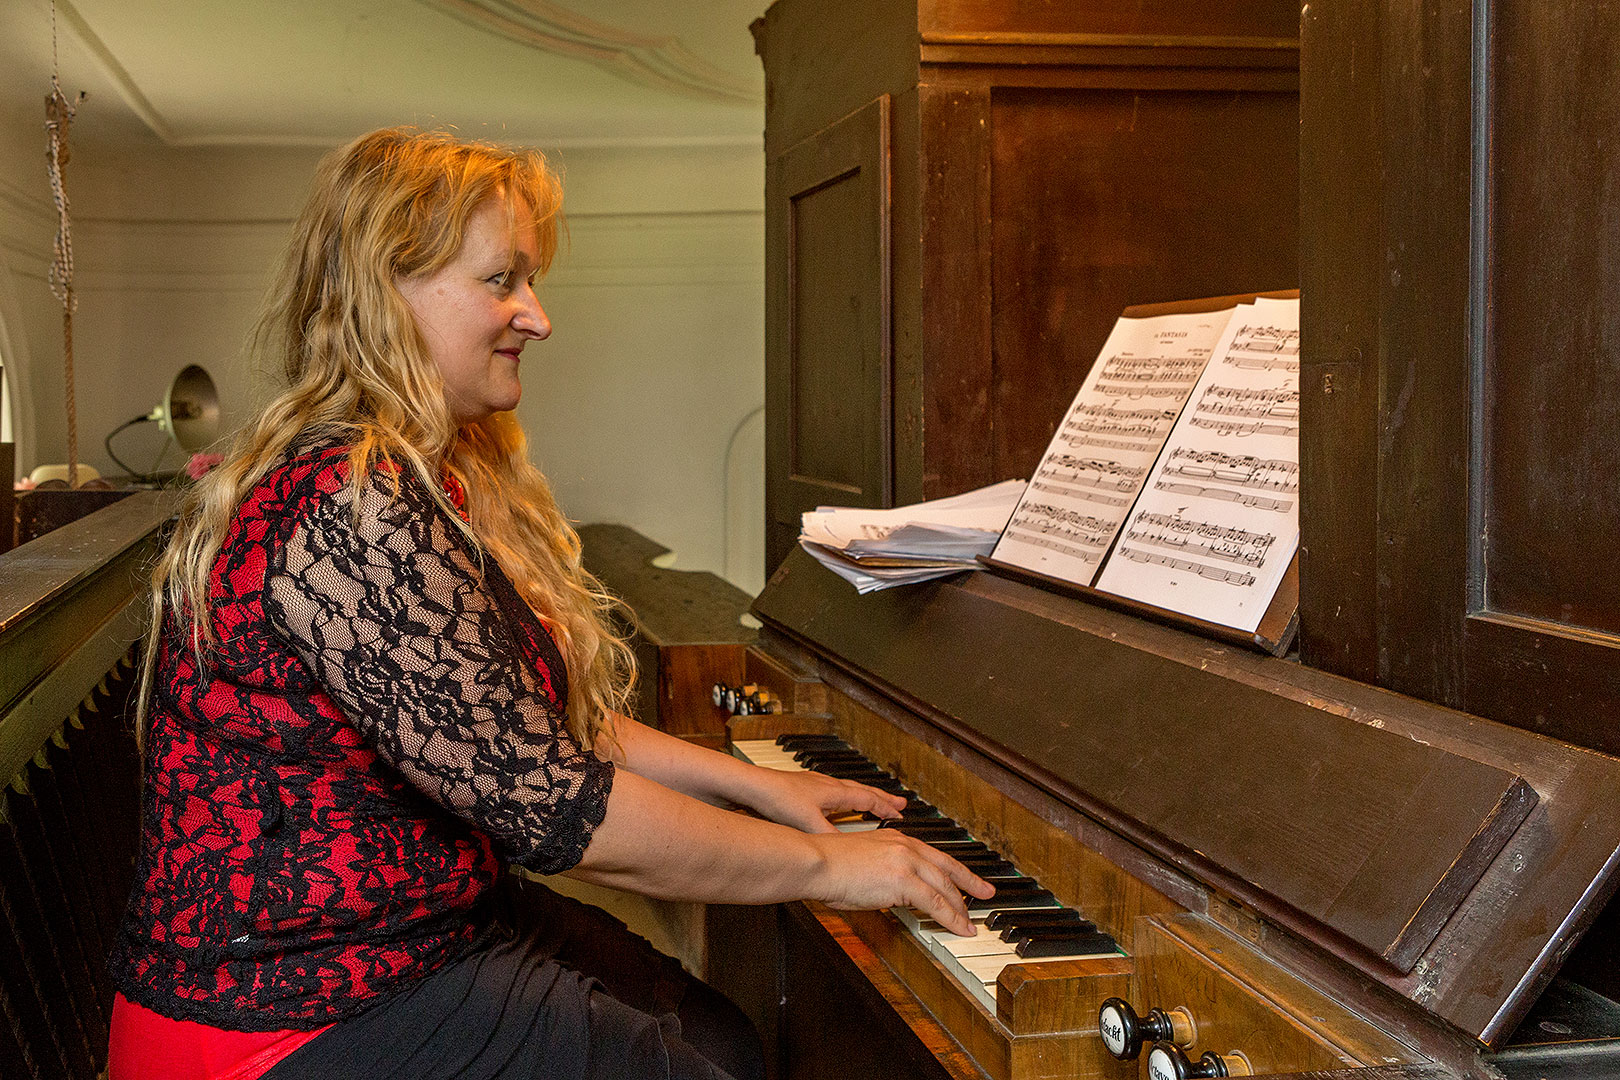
(397, 193), (550, 426)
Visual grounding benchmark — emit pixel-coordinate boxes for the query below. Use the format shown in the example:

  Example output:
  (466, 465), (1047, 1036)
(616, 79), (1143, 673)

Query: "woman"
(107, 128), (990, 1080)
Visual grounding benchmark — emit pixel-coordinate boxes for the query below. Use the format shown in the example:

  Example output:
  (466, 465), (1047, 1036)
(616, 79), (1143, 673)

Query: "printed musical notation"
(1161, 449), (1298, 493)
(1124, 511), (1276, 567)
(1061, 404), (1179, 442)
(1002, 502), (1114, 565)
(1226, 323), (1299, 356)
(1028, 454), (1143, 507)
(1196, 385), (1299, 421)
(1093, 295), (1300, 634)
(1187, 416), (1298, 439)
(992, 306), (1234, 587)
(1153, 482), (1292, 513)
(1228, 353), (1300, 374)
(1113, 545), (1257, 588)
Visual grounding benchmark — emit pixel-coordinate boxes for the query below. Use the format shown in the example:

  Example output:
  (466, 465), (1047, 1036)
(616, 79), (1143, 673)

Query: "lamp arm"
(104, 412), (157, 481)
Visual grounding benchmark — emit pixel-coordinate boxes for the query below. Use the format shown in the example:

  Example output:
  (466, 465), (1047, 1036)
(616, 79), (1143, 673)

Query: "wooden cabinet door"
(765, 96), (893, 572)
(1302, 2), (1620, 754)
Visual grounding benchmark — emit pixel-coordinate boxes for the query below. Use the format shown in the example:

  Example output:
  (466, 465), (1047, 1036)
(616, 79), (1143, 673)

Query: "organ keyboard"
(694, 548), (1620, 1080)
(733, 736), (1124, 1013)
(584, 522), (1620, 1080)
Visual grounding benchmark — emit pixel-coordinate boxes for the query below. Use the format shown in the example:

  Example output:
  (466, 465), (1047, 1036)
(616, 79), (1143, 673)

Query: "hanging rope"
(45, 0), (86, 487)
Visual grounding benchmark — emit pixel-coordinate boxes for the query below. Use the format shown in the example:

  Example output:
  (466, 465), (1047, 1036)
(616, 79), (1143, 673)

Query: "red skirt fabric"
(108, 995), (330, 1080)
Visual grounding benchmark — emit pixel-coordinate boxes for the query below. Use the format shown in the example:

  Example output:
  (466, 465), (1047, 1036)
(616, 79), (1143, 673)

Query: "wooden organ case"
(607, 2), (1620, 1080)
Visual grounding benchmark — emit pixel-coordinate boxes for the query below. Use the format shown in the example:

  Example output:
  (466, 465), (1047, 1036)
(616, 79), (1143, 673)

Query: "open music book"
(986, 292), (1300, 654)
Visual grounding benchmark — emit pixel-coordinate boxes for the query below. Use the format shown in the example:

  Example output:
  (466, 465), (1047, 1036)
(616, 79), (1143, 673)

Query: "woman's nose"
(514, 288), (551, 340)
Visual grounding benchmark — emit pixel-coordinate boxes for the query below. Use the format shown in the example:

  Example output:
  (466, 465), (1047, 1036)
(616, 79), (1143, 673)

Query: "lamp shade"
(158, 365), (220, 452)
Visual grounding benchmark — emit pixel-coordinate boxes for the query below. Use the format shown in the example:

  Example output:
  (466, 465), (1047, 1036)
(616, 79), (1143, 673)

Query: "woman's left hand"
(742, 767), (907, 834)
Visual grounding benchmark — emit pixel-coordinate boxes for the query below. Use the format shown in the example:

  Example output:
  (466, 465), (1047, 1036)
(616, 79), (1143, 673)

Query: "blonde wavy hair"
(138, 127), (634, 751)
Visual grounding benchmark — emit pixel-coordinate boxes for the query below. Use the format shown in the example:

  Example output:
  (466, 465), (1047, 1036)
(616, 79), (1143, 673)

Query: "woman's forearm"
(568, 769), (988, 935)
(597, 713), (905, 833)
(597, 712), (777, 807)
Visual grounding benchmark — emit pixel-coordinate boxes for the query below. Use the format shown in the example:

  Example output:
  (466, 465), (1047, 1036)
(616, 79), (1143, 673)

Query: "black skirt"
(262, 879), (762, 1080)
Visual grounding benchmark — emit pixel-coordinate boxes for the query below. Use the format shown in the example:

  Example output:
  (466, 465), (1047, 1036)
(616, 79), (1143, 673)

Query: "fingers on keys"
(843, 781), (906, 819)
(908, 838), (992, 937)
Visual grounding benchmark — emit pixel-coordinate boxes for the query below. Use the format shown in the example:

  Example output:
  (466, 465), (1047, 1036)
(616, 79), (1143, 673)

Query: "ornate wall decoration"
(422, 0), (761, 105)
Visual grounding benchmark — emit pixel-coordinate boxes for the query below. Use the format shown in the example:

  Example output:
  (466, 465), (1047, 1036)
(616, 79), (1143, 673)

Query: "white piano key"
(937, 926), (1019, 958)
(735, 734), (1121, 1016)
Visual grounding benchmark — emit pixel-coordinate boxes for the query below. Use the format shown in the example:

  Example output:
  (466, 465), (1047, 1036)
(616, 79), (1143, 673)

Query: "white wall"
(530, 144), (764, 591)
(0, 105), (66, 474)
(0, 133), (765, 590)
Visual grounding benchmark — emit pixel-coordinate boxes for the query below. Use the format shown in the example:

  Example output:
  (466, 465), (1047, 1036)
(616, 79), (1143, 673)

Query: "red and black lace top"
(110, 442), (615, 1030)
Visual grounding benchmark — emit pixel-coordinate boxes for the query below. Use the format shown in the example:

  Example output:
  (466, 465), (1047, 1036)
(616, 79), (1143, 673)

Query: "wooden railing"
(0, 493), (172, 1079)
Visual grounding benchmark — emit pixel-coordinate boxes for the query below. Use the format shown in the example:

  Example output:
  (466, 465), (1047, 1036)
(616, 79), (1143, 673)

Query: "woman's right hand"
(805, 829), (994, 937)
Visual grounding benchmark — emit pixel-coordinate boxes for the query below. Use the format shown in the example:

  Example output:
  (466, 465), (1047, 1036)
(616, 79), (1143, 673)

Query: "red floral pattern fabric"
(110, 442), (613, 1030)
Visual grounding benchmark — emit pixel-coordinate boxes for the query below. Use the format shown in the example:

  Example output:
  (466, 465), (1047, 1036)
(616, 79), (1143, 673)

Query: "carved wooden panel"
(1300, 0), (1620, 755)
(765, 96), (892, 568)
(987, 86), (1300, 483)
(1134, 915), (1414, 1072)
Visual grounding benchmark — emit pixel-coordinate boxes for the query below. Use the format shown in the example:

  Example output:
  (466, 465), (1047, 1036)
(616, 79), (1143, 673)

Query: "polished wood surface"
(755, 0), (1300, 569)
(1300, 2), (1620, 755)
(576, 524), (754, 747)
(0, 443), (13, 554)
(723, 631), (1460, 1077)
(1136, 915), (1413, 1072)
(0, 495), (163, 1080)
(916, 0), (1299, 39)
(765, 95), (892, 539)
(985, 86), (1297, 482)
(748, 551), (1620, 1054)
(756, 550), (1539, 978)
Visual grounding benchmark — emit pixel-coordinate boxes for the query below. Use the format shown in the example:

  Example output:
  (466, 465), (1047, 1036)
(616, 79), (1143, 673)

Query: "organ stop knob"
(711, 683), (781, 716)
(1147, 1043), (1252, 1079)
(1098, 998), (1195, 1060)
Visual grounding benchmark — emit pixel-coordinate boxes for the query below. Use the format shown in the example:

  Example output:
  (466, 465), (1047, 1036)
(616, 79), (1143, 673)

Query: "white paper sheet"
(990, 309), (1234, 586)
(799, 479), (1027, 592)
(1094, 296), (1300, 632)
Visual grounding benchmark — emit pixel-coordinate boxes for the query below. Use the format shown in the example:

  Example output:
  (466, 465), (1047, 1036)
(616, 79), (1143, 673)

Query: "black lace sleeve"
(262, 467), (613, 875)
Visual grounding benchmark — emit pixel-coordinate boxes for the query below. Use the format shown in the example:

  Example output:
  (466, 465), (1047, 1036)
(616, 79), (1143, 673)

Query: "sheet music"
(991, 309), (1232, 586)
(1094, 297), (1300, 633)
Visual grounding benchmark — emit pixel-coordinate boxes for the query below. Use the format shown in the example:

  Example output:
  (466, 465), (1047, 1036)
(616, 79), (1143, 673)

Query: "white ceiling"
(2, 0), (769, 150)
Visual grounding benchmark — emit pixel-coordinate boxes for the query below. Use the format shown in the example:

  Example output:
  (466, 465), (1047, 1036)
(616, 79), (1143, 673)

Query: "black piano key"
(992, 914), (1094, 939)
(953, 858), (1017, 877)
(1004, 923), (1103, 944)
(985, 908), (1087, 931)
(924, 840), (991, 858)
(880, 822), (975, 843)
(967, 890), (1059, 911)
(1014, 931), (1119, 958)
(979, 879), (1047, 898)
(877, 816), (958, 829)
(816, 764), (894, 780)
(795, 750), (869, 765)
(811, 761), (884, 774)
(777, 735), (849, 750)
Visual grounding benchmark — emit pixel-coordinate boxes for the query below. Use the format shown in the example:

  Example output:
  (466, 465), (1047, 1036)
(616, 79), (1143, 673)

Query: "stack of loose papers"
(799, 480), (1026, 593)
